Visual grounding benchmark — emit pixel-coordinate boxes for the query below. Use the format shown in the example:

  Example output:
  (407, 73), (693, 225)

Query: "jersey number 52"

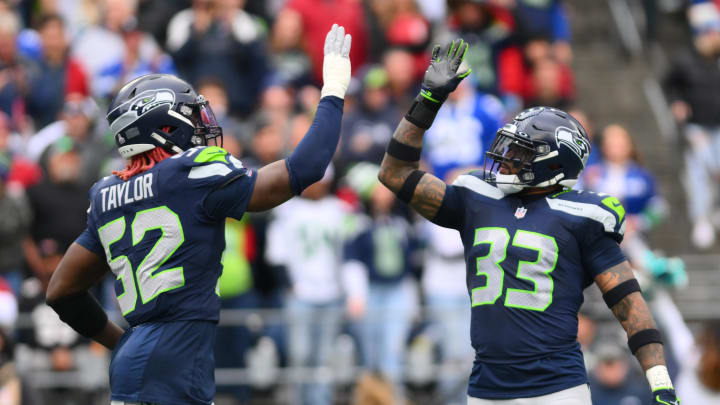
(98, 206), (185, 315)
(472, 227), (558, 311)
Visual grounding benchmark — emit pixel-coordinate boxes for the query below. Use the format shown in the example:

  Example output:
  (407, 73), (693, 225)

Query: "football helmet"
(106, 74), (222, 158)
(484, 106), (590, 194)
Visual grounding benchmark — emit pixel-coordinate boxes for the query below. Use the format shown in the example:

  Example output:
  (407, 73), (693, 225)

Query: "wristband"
(404, 96), (441, 130)
(387, 138), (422, 162)
(628, 328), (663, 354)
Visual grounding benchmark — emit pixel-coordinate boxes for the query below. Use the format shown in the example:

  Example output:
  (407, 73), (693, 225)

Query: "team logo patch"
(129, 89), (175, 116)
(555, 126), (590, 164)
(514, 206), (527, 219)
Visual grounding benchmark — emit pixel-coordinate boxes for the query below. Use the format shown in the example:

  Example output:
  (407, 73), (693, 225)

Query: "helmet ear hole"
(548, 163), (562, 171)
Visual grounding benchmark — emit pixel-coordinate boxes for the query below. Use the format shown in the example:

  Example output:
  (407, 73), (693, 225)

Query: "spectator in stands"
(521, 38), (575, 109)
(274, 0), (368, 86)
(338, 66), (401, 172)
(71, 0), (136, 100)
(588, 341), (650, 405)
(365, 0), (430, 78)
(167, 0), (268, 117)
(582, 125), (685, 287)
(23, 148), (91, 280)
(0, 328), (21, 405)
(0, 156), (31, 295)
(0, 276), (17, 330)
(652, 290), (720, 403)
(34, 94), (109, 185)
(423, 79), (505, 181)
(0, 10), (31, 134)
(663, 4), (720, 249)
(196, 78), (244, 147)
(265, 166), (356, 405)
(97, 15), (175, 100)
(382, 47), (420, 110)
(344, 163), (419, 401)
(15, 273), (107, 404)
(442, 0), (524, 112)
(511, 0), (573, 63)
(26, 14), (89, 129)
(420, 220), (474, 404)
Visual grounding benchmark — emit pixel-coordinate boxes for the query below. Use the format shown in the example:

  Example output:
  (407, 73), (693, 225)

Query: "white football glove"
(321, 24), (352, 99)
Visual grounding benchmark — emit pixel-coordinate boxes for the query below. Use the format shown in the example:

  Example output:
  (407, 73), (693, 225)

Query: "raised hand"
(321, 23), (352, 99)
(419, 39), (471, 105)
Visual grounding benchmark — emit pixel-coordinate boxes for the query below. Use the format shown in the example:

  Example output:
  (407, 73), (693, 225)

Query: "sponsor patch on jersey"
(555, 126), (590, 164)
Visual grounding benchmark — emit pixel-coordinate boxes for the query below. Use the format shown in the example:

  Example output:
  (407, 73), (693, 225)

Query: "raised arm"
(378, 40), (470, 220)
(594, 261), (680, 404)
(247, 24), (351, 212)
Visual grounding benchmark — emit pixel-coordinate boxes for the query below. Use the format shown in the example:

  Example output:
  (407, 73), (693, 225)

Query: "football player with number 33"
(44, 24), (351, 405)
(378, 40), (680, 404)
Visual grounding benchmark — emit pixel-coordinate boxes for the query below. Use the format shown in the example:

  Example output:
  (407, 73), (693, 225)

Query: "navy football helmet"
(107, 74), (222, 158)
(484, 106), (590, 193)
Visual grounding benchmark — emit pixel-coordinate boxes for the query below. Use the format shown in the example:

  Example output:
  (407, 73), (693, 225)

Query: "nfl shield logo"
(514, 206), (527, 219)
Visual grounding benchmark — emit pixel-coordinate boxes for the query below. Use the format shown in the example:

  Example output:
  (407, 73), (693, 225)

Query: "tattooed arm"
(379, 39), (470, 220)
(594, 260), (666, 371)
(378, 118), (447, 220)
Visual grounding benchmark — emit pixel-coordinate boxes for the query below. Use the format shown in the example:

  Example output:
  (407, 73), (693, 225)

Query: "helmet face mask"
(107, 74), (224, 159)
(483, 107), (590, 194)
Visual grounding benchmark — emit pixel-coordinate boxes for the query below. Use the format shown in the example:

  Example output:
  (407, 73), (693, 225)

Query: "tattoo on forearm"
(410, 174), (446, 219)
(378, 118), (446, 220)
(392, 118), (425, 148)
(594, 263), (635, 292)
(596, 262), (666, 371)
(611, 292), (665, 370)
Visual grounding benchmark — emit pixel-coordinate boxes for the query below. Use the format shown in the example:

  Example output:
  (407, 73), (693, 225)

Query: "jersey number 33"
(472, 227), (558, 311)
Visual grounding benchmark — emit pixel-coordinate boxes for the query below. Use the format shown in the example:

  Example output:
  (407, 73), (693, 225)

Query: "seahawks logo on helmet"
(130, 89), (175, 116)
(555, 126), (590, 164)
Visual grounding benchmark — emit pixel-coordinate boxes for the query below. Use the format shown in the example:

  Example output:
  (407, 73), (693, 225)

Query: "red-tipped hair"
(113, 147), (173, 181)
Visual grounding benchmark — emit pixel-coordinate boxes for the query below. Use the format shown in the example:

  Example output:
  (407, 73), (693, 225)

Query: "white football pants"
(467, 384), (591, 405)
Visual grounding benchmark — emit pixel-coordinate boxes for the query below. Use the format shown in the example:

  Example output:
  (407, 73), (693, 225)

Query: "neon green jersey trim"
(194, 146), (228, 164)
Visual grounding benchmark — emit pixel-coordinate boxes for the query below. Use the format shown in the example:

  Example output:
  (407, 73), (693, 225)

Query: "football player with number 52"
(378, 40), (680, 404)
(45, 24), (351, 405)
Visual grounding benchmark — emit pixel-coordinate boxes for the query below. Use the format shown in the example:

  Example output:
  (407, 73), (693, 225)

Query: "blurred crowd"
(0, 0), (716, 404)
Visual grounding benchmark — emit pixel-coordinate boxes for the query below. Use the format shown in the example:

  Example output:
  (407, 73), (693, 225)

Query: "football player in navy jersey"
(379, 40), (680, 404)
(44, 24), (351, 405)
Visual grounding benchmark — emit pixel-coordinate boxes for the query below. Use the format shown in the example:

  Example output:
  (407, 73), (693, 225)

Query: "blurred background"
(0, 0), (719, 404)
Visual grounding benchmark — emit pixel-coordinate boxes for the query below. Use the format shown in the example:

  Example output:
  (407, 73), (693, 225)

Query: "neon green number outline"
(131, 206), (185, 304)
(98, 217), (137, 315)
(504, 230), (558, 311)
(471, 227), (508, 307)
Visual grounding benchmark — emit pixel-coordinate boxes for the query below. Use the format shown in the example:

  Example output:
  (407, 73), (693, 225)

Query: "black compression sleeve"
(47, 292), (108, 338)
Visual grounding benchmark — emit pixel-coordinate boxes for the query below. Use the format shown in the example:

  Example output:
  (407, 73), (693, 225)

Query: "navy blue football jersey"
(433, 171), (627, 399)
(76, 146), (255, 326)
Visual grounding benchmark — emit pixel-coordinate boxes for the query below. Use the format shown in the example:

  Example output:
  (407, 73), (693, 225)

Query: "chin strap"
(151, 132), (184, 154)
